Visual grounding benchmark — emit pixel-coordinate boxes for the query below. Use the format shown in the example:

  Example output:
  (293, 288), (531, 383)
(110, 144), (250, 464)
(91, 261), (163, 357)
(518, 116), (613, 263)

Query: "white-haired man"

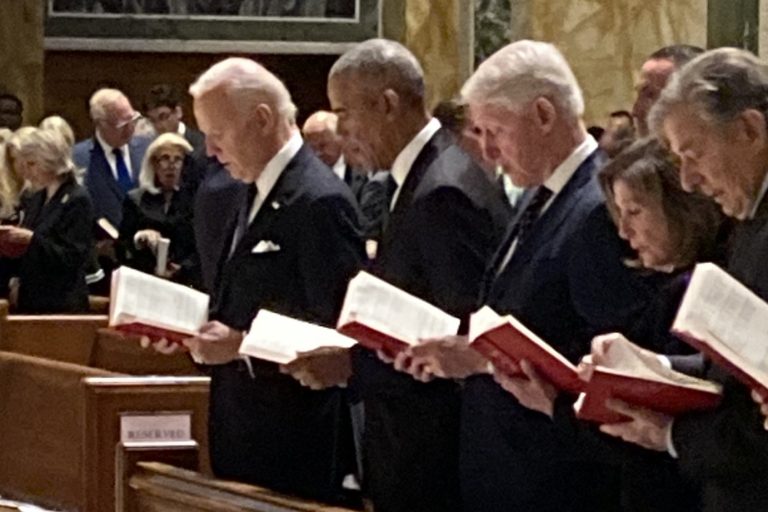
(73, 88), (151, 228)
(175, 57), (364, 503)
(597, 47), (768, 512)
(405, 40), (655, 511)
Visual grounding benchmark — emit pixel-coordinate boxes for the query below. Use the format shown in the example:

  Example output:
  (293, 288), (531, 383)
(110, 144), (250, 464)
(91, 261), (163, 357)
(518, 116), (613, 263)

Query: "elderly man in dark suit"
(285, 39), (509, 512)
(73, 88), (151, 228)
(596, 47), (768, 512)
(176, 57), (363, 503)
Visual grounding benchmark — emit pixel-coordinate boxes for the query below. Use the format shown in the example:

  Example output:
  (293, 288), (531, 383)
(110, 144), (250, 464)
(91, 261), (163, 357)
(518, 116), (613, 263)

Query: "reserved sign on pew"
(120, 412), (192, 443)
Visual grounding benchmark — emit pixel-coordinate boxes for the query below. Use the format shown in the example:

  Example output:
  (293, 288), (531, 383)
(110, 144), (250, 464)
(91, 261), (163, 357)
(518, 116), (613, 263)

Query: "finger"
(599, 423), (628, 439)
(139, 336), (151, 349)
(376, 349), (395, 364)
(519, 360), (543, 385)
(393, 351), (411, 372)
(761, 403), (768, 416)
(604, 398), (645, 420)
(753, 389), (766, 404)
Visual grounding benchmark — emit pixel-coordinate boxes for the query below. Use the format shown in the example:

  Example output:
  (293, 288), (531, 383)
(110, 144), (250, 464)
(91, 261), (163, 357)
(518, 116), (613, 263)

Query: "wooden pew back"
(91, 328), (202, 375)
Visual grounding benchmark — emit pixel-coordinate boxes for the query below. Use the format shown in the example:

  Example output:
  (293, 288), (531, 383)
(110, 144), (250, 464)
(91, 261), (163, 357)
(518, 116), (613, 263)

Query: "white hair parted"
(138, 132), (193, 194)
(461, 40), (584, 120)
(189, 57), (297, 123)
(40, 115), (76, 148)
(17, 127), (77, 179)
(649, 47), (768, 137)
(329, 38), (426, 106)
(89, 88), (130, 122)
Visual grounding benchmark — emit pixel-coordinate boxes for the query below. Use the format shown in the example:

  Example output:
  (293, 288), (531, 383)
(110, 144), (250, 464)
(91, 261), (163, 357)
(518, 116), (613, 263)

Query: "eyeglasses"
(155, 154), (185, 166)
(103, 111), (143, 130)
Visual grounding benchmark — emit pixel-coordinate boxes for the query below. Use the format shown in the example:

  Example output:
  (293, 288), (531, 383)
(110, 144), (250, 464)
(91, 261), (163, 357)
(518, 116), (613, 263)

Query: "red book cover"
(574, 366), (723, 424)
(337, 321), (409, 357)
(471, 322), (585, 395)
(113, 322), (192, 345)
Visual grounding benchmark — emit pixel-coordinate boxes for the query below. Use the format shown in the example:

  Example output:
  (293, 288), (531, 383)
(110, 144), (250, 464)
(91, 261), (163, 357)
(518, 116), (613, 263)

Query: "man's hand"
(395, 335), (489, 381)
(182, 321), (243, 365)
(590, 332), (666, 372)
(280, 347), (352, 390)
(0, 226), (33, 245)
(139, 335), (183, 355)
(493, 359), (558, 418)
(599, 399), (673, 452)
(752, 389), (768, 431)
(134, 229), (162, 252)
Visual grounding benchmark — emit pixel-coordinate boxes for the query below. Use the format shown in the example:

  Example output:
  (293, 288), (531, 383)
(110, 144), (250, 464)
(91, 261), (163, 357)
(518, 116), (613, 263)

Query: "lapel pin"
(61, 194), (69, 204)
(271, 201), (281, 210)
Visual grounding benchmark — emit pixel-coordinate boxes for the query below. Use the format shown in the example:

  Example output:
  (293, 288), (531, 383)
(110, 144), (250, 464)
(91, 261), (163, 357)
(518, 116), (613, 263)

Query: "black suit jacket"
(671, 196), (768, 512)
(461, 149), (656, 512)
(16, 176), (94, 313)
(207, 143), (364, 503)
(352, 129), (509, 512)
(342, 165), (367, 203)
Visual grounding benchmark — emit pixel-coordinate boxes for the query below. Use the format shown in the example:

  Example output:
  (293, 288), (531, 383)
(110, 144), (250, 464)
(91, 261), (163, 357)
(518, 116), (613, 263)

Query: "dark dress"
(15, 176), (94, 313)
(117, 187), (200, 287)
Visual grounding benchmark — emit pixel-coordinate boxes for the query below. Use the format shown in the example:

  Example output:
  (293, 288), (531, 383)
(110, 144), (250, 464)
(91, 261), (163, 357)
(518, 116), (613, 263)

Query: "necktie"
(380, 173), (399, 232)
(112, 148), (134, 193)
(230, 183), (258, 255)
(495, 185), (554, 275)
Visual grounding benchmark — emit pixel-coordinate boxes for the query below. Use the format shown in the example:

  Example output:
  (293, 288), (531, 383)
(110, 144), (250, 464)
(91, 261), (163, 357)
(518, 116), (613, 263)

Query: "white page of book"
(240, 310), (357, 364)
(338, 272), (460, 345)
(111, 267), (209, 334)
(674, 263), (768, 385)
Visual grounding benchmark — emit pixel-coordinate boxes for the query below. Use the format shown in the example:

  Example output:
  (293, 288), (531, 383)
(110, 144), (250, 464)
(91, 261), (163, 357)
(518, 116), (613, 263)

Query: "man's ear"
(382, 89), (400, 121)
(174, 105), (183, 120)
(253, 103), (275, 134)
(532, 97), (557, 134)
(738, 108), (768, 149)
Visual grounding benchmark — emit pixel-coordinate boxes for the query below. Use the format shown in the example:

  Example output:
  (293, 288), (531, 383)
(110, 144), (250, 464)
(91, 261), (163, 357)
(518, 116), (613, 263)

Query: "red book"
(468, 307), (584, 394)
(336, 271), (460, 357)
(109, 266), (209, 343)
(671, 262), (768, 396)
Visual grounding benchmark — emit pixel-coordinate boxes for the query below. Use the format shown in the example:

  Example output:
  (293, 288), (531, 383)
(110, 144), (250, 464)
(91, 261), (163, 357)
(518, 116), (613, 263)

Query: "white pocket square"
(251, 240), (281, 254)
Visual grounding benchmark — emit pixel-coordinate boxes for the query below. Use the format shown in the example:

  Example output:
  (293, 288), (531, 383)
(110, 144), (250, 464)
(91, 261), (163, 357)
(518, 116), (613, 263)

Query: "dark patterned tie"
(230, 182), (258, 256)
(112, 148), (134, 193)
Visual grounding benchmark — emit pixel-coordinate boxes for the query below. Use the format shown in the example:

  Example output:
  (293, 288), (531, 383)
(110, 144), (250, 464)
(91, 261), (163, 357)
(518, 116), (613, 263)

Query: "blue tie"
(112, 148), (134, 193)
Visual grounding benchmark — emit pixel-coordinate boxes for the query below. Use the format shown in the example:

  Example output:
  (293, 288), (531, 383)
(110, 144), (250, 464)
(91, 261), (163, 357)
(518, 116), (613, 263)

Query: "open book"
(109, 266), (209, 343)
(469, 306), (584, 394)
(239, 309), (357, 365)
(336, 271), (460, 354)
(672, 262), (768, 395)
(573, 338), (722, 424)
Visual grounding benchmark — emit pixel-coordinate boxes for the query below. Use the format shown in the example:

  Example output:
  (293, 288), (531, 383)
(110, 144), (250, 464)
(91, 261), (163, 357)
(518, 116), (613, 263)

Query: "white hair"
(302, 110), (338, 134)
(39, 115), (75, 148)
(138, 132), (193, 194)
(461, 40), (584, 120)
(89, 88), (130, 121)
(17, 127), (77, 178)
(189, 57), (297, 123)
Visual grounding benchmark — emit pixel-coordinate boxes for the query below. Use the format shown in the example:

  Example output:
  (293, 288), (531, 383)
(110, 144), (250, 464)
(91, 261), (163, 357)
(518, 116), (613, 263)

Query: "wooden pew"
(91, 328), (202, 375)
(0, 351), (210, 512)
(128, 463), (362, 512)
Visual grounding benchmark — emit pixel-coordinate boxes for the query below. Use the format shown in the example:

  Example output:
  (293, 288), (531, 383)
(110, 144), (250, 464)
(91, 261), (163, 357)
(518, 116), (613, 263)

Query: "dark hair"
(144, 84), (181, 112)
(649, 45), (705, 68)
(0, 93), (22, 111)
(587, 125), (605, 140)
(609, 110), (633, 121)
(599, 137), (724, 268)
(432, 99), (467, 135)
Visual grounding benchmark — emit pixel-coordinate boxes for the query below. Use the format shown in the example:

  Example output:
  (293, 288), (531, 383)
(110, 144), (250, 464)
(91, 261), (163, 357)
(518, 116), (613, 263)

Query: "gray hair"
(189, 57), (297, 123)
(329, 38), (426, 107)
(461, 40), (584, 120)
(89, 88), (129, 121)
(139, 132), (193, 194)
(17, 127), (77, 178)
(649, 48), (768, 136)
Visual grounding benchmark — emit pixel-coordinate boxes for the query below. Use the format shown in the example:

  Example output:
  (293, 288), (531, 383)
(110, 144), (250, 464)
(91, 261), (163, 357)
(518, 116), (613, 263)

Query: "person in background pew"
(592, 47), (768, 512)
(39, 115), (76, 149)
(151, 57), (364, 505)
(0, 127), (94, 313)
(492, 137), (727, 512)
(117, 132), (200, 287)
(1, 127), (37, 223)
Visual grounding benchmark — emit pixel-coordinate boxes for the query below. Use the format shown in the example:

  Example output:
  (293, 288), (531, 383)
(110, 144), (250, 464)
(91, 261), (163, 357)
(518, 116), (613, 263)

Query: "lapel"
(505, 149), (603, 269)
(23, 177), (75, 230)
(90, 141), (124, 198)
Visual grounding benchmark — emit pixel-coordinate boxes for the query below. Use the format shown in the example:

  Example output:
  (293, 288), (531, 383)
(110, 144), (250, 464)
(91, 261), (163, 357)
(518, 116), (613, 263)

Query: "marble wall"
(521, 0), (708, 125)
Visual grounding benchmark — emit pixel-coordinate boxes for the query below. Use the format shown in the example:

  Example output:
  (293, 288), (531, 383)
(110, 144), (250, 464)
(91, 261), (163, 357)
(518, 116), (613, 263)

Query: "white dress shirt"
(389, 117), (442, 210)
(246, 129), (303, 224)
(332, 155), (347, 181)
(95, 130), (134, 180)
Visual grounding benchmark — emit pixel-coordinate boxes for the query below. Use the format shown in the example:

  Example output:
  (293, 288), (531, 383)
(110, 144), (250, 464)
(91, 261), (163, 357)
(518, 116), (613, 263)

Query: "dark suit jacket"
(352, 130), (509, 512)
(207, 143), (364, 503)
(461, 149), (656, 512)
(118, 187), (199, 286)
(670, 196), (768, 512)
(15, 176), (94, 313)
(342, 165), (367, 203)
(73, 135), (152, 227)
(180, 127), (208, 195)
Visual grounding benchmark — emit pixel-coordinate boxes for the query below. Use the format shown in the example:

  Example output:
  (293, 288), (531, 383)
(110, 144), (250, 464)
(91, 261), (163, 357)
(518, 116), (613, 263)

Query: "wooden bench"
(127, 463), (362, 512)
(0, 351), (210, 512)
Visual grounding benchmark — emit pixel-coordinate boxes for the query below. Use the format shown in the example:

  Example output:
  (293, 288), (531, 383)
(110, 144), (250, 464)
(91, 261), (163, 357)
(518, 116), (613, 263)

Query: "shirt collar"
(177, 121), (187, 136)
(332, 155), (346, 180)
(748, 169), (768, 219)
(390, 117), (442, 187)
(542, 134), (598, 195)
(95, 129), (128, 157)
(255, 129), (303, 202)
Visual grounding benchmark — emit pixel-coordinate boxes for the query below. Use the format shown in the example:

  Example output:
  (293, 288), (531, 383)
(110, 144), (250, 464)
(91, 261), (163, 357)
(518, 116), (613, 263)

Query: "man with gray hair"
(413, 40), (654, 511)
(172, 57), (363, 503)
(598, 47), (768, 512)
(285, 38), (508, 512)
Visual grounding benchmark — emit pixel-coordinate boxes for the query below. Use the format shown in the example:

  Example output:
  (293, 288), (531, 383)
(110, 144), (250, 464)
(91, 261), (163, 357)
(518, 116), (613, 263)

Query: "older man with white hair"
(419, 40), (654, 511)
(173, 57), (364, 503)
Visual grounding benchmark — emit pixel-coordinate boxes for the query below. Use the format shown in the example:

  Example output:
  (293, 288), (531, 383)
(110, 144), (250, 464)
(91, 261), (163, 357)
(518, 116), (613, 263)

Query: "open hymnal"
(336, 271), (461, 354)
(109, 266), (209, 343)
(573, 337), (722, 424)
(239, 309), (357, 365)
(672, 262), (768, 395)
(97, 217), (119, 240)
(469, 306), (584, 394)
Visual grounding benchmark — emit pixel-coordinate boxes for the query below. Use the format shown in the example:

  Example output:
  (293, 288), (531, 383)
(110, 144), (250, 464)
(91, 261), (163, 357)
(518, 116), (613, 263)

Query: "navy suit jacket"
(73, 135), (152, 227)
(207, 143), (364, 502)
(462, 149), (655, 512)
